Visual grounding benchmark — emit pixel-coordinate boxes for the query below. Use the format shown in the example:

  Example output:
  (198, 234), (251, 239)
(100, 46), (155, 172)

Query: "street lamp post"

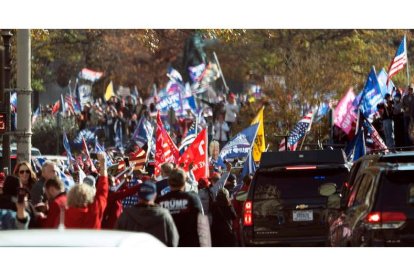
(1, 30), (12, 174)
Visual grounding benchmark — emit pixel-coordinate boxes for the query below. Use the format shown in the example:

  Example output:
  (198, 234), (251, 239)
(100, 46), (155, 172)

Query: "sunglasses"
(19, 170), (31, 175)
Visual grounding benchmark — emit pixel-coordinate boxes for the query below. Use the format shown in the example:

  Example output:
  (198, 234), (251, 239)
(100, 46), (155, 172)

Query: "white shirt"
(213, 121), (230, 142)
(224, 102), (239, 123)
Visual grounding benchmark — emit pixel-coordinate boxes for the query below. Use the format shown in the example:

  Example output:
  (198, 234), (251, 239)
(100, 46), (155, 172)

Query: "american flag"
(286, 111), (314, 151)
(65, 95), (75, 116)
(178, 121), (197, 154)
(363, 120), (388, 152)
(129, 147), (147, 171)
(278, 137), (287, 151)
(387, 36), (407, 86)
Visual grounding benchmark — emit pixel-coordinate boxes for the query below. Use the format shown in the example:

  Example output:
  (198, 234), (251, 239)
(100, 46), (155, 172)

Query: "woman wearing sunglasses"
(14, 161), (38, 191)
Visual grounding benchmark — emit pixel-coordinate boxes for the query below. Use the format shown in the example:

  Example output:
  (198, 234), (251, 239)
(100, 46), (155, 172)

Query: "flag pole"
(213, 52), (229, 94)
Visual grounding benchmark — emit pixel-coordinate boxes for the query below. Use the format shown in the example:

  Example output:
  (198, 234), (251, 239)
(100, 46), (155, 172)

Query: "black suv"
(328, 161), (414, 247)
(341, 151), (414, 204)
(242, 150), (350, 246)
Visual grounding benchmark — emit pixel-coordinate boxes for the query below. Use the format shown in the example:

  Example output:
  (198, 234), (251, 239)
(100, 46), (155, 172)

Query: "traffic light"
(0, 112), (7, 133)
(0, 46), (4, 104)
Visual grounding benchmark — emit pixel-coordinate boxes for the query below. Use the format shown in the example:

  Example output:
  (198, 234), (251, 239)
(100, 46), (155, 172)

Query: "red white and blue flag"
(387, 36), (407, 85)
(286, 111), (314, 151)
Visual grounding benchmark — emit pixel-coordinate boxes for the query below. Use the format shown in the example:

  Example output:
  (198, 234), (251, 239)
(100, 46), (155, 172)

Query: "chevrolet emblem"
(296, 204), (308, 210)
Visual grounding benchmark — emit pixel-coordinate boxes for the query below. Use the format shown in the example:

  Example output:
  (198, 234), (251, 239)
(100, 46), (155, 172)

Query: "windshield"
(377, 170), (414, 209)
(253, 168), (349, 200)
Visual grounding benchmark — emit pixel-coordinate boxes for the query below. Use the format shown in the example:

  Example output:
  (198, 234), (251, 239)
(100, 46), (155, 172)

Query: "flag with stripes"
(79, 68), (103, 82)
(178, 121), (197, 154)
(278, 137), (287, 151)
(363, 119), (388, 152)
(286, 111), (314, 151)
(129, 147), (147, 171)
(387, 35), (407, 86)
(65, 95), (75, 116)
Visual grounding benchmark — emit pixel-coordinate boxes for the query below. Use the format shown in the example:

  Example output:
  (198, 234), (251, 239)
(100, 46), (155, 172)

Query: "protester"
(211, 188), (237, 247)
(156, 168), (203, 247)
(65, 152), (108, 229)
(39, 176), (66, 228)
(393, 91), (405, 148)
(101, 174), (141, 229)
(224, 92), (240, 135)
(0, 189), (30, 230)
(155, 162), (174, 197)
(0, 175), (39, 228)
(14, 161), (38, 192)
(116, 180), (179, 247)
(197, 177), (214, 226)
(402, 84), (414, 146)
(30, 161), (58, 206)
(213, 113), (230, 149)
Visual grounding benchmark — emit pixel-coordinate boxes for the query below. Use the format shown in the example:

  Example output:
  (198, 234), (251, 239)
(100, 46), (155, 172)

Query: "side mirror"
(319, 183), (337, 197)
(327, 194), (341, 209)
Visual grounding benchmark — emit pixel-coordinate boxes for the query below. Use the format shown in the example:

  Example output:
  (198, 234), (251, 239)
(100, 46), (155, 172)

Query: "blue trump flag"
(377, 68), (395, 96)
(216, 123), (260, 168)
(358, 67), (383, 120)
(131, 116), (154, 148)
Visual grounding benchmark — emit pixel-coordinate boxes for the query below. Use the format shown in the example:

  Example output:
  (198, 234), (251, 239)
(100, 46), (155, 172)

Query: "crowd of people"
(0, 83), (257, 247)
(0, 149), (252, 247)
(373, 84), (414, 149)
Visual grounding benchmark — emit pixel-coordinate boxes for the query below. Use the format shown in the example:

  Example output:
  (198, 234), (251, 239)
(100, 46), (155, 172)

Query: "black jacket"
(116, 203), (179, 247)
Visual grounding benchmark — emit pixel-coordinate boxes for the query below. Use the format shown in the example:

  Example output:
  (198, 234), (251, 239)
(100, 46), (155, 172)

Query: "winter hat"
(138, 181), (157, 201)
(83, 175), (96, 188)
(3, 175), (21, 196)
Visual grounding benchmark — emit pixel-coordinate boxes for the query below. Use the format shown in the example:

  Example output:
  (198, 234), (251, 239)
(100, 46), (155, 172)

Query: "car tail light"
(365, 212), (407, 229)
(243, 200), (253, 226)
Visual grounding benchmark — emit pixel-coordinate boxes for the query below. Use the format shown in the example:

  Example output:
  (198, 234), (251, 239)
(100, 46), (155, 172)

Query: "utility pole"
(16, 29), (32, 163)
(1, 30), (12, 174)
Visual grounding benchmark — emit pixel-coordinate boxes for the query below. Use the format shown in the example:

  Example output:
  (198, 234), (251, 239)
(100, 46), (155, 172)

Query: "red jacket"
(64, 176), (108, 229)
(101, 184), (140, 229)
(41, 192), (67, 228)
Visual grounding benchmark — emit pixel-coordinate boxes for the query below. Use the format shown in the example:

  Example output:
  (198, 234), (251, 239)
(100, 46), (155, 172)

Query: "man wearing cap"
(156, 168), (203, 247)
(116, 181), (179, 247)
